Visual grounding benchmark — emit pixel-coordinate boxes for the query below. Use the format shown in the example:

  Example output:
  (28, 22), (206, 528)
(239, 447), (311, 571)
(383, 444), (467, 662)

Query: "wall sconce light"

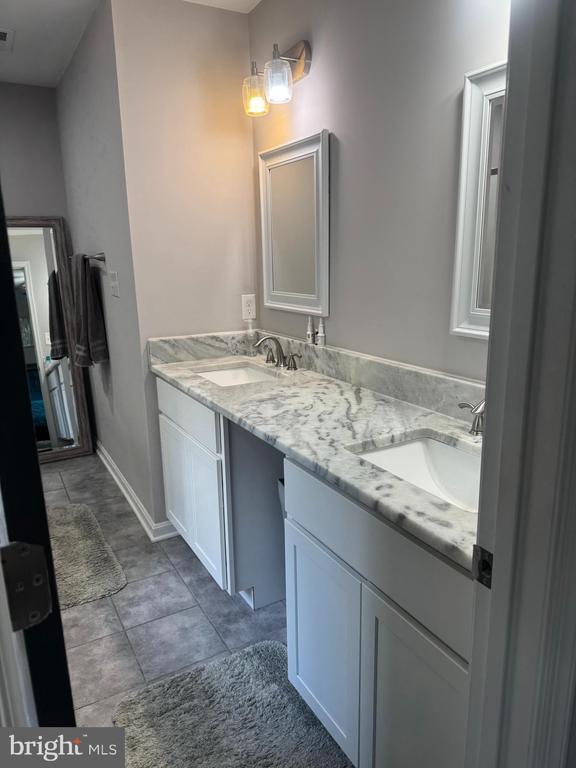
(243, 61), (269, 117)
(243, 40), (311, 117)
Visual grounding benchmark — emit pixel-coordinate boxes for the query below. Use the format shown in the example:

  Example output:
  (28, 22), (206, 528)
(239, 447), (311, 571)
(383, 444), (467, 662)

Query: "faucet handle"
(265, 348), (276, 364)
(459, 399), (485, 414)
(287, 353), (302, 371)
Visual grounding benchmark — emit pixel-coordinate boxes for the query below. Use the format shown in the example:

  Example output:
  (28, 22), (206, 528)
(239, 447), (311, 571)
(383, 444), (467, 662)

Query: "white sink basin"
(196, 365), (278, 387)
(356, 437), (481, 512)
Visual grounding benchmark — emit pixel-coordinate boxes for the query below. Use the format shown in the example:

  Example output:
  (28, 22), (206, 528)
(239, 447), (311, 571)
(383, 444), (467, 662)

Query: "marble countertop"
(151, 355), (481, 571)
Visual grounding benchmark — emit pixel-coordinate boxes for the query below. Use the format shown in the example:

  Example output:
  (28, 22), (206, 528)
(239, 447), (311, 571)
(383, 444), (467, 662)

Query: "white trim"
(451, 62), (507, 340)
(259, 130), (330, 317)
(466, 0), (576, 764)
(96, 441), (177, 542)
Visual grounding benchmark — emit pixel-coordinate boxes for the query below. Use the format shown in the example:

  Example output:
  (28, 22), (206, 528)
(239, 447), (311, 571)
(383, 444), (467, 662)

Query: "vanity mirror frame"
(8, 216), (93, 464)
(451, 62), (507, 339)
(259, 130), (329, 317)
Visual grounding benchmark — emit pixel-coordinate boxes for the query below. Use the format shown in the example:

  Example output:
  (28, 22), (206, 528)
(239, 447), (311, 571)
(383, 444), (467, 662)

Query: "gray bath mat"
(113, 640), (352, 768)
(47, 504), (127, 609)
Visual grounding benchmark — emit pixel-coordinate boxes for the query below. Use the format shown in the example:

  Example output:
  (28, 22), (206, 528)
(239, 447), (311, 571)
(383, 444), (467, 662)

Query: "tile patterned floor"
(41, 455), (287, 727)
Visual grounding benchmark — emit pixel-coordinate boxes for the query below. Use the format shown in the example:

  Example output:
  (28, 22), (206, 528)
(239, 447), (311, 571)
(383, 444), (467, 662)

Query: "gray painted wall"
(249, 0), (511, 381)
(57, 0), (153, 514)
(0, 83), (68, 217)
(109, 0), (255, 521)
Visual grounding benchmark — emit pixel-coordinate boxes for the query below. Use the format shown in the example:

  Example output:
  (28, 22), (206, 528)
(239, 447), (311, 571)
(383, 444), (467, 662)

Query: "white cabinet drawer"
(157, 377), (220, 454)
(284, 460), (473, 661)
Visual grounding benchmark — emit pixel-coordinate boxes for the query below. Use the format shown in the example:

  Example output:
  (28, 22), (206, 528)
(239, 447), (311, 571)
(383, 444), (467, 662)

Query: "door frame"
(466, 0), (576, 764)
(0, 194), (76, 725)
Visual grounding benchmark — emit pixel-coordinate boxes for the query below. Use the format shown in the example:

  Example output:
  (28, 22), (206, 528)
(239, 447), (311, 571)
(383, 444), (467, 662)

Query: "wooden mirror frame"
(7, 216), (93, 463)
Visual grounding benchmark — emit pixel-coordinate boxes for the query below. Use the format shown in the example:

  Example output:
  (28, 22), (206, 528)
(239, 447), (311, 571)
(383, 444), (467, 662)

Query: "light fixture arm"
(277, 40), (312, 83)
(251, 41), (312, 81)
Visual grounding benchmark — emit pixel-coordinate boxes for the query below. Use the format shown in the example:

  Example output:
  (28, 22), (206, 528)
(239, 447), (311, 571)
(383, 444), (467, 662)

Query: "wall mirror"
(451, 62), (507, 339)
(7, 217), (93, 463)
(259, 130), (329, 316)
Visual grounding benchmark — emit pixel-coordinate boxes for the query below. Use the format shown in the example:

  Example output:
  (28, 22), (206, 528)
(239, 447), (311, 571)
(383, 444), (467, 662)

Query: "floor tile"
(177, 555), (286, 650)
(175, 551), (227, 603)
(75, 688), (142, 728)
(47, 455), (104, 475)
(205, 595), (287, 650)
(63, 473), (124, 503)
(160, 536), (196, 567)
(62, 598), (123, 648)
(44, 488), (69, 505)
(42, 473), (64, 491)
(86, 497), (135, 521)
(127, 606), (226, 680)
(153, 649), (231, 683)
(113, 541), (173, 582)
(112, 570), (196, 628)
(67, 632), (144, 708)
(103, 520), (152, 553)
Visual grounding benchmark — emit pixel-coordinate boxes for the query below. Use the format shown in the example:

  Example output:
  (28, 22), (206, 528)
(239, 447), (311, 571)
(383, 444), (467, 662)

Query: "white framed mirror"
(451, 62), (507, 339)
(259, 130), (329, 316)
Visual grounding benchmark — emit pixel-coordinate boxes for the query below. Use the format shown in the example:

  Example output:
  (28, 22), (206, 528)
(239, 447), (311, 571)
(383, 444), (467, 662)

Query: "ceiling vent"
(0, 28), (14, 52)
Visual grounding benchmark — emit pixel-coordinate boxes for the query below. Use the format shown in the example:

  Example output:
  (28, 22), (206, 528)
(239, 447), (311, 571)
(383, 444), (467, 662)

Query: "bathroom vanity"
(149, 332), (483, 768)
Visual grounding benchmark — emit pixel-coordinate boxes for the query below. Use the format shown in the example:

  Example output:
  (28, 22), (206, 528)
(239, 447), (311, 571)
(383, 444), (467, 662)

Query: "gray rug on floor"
(113, 640), (352, 768)
(47, 504), (127, 609)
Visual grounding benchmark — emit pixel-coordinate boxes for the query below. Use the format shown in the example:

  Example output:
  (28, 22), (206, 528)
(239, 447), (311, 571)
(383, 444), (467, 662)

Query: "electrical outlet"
(241, 294), (256, 321)
(45, 332), (51, 346)
(109, 270), (120, 298)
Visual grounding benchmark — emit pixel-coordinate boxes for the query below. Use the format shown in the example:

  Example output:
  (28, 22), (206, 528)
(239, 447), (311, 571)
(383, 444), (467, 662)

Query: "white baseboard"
(96, 441), (177, 543)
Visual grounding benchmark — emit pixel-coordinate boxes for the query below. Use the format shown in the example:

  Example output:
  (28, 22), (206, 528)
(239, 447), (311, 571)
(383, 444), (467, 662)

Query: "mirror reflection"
(476, 96), (504, 311)
(8, 225), (80, 453)
(270, 156), (316, 296)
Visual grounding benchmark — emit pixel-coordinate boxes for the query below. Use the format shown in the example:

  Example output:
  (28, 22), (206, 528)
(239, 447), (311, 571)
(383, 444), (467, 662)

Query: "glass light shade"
(243, 70), (269, 117)
(264, 45), (293, 104)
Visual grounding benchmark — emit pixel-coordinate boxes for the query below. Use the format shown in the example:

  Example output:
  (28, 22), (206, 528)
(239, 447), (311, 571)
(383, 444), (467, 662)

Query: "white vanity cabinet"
(284, 460), (472, 768)
(285, 521), (361, 762)
(157, 379), (227, 588)
(359, 585), (468, 768)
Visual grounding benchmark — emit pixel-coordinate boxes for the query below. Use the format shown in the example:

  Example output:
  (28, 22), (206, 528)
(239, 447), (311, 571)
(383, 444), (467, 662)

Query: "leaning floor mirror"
(451, 62), (507, 339)
(259, 130), (329, 316)
(7, 217), (92, 463)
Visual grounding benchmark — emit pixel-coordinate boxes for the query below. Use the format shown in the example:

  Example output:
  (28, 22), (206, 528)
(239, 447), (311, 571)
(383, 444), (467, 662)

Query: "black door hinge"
(1, 542), (52, 631)
(472, 544), (493, 589)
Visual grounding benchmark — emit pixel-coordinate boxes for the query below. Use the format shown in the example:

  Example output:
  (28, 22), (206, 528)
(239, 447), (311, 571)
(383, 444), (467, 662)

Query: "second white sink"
(196, 365), (278, 387)
(355, 436), (481, 512)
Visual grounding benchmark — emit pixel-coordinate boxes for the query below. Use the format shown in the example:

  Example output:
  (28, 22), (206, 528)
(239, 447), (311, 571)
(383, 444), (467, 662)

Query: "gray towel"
(71, 254), (109, 367)
(48, 271), (68, 360)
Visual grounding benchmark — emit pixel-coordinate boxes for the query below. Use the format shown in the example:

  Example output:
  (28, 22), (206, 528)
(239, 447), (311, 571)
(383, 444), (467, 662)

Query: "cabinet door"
(360, 585), (468, 768)
(159, 414), (194, 539)
(187, 436), (226, 588)
(159, 414), (226, 588)
(285, 521), (361, 765)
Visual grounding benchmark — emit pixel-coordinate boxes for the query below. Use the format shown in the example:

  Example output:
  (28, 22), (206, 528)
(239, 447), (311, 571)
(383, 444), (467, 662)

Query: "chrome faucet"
(458, 399), (485, 436)
(254, 335), (287, 368)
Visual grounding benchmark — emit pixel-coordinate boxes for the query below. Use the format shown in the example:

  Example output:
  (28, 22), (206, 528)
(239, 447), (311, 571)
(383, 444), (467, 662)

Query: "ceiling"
(0, 0), (101, 87)
(0, 0), (261, 89)
(182, 0), (262, 12)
